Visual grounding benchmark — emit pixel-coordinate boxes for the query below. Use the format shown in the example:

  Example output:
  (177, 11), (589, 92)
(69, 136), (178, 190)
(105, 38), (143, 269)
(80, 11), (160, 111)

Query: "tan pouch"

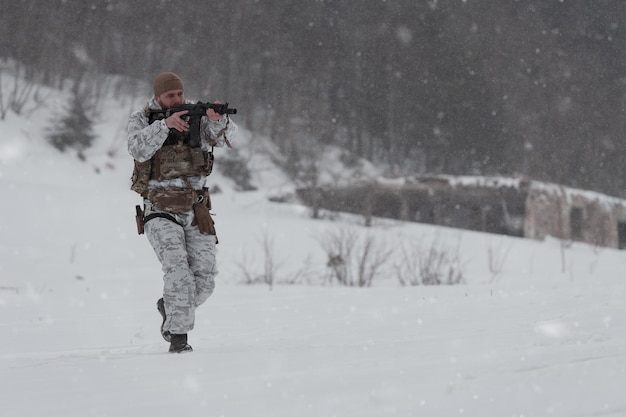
(147, 189), (197, 213)
(192, 203), (217, 237)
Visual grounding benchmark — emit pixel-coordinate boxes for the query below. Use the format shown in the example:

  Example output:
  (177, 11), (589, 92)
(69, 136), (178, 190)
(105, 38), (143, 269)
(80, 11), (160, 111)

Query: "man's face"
(156, 89), (185, 109)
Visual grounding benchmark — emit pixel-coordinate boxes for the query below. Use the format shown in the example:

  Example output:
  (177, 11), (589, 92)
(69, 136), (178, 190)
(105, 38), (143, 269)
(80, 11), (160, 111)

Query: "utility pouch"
(192, 203), (217, 240)
(130, 160), (151, 197)
(147, 188), (197, 213)
(135, 205), (145, 235)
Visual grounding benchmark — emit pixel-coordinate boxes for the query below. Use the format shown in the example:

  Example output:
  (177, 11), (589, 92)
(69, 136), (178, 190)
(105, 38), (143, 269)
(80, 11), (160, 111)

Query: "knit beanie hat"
(153, 72), (184, 97)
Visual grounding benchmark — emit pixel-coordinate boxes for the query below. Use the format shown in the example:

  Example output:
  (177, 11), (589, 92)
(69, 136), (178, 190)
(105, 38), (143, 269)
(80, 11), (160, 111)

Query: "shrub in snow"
(321, 227), (391, 287)
(395, 236), (465, 286)
(46, 91), (96, 160)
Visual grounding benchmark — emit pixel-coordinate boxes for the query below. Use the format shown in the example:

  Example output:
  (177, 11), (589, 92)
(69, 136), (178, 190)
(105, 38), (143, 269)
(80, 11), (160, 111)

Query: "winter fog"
(3, 1), (626, 195)
(2, 1), (626, 416)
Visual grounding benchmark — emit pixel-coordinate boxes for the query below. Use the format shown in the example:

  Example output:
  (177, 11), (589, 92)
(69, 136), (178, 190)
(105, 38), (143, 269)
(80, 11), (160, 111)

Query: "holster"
(135, 205), (145, 235)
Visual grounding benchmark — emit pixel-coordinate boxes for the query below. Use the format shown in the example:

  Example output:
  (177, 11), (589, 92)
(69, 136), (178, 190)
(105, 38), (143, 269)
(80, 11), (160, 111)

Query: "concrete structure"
(296, 175), (626, 249)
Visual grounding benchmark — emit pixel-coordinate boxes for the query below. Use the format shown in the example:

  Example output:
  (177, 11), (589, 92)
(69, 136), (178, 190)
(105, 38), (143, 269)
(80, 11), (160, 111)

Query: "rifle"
(148, 101), (237, 147)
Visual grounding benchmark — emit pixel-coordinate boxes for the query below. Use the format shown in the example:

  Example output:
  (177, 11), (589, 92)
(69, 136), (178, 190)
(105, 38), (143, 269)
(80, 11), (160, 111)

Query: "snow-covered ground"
(1, 75), (626, 417)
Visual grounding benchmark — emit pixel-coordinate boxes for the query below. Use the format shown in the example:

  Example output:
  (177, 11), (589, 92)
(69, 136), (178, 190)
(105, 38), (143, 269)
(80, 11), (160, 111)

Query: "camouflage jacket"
(127, 97), (238, 191)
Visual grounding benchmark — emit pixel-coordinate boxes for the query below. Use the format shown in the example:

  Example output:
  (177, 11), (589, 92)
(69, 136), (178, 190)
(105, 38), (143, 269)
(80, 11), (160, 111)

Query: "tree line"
(2, 0), (626, 196)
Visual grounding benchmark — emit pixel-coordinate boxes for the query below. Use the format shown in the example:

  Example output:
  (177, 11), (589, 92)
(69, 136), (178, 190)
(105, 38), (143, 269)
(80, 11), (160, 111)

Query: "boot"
(169, 334), (193, 353)
(156, 298), (171, 342)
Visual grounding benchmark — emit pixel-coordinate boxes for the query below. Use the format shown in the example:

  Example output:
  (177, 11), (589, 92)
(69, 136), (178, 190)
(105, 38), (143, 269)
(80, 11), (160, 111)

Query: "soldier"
(127, 72), (238, 353)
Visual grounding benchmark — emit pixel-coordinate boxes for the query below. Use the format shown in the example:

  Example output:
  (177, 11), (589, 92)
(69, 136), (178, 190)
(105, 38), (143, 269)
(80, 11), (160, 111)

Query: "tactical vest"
(130, 108), (214, 202)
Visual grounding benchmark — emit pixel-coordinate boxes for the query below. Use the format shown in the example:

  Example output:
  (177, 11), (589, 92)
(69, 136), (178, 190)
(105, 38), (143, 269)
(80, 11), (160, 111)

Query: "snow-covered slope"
(1, 75), (626, 417)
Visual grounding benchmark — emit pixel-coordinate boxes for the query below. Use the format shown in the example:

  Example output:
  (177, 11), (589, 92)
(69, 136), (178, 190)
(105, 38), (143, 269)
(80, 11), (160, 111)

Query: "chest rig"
(130, 108), (214, 211)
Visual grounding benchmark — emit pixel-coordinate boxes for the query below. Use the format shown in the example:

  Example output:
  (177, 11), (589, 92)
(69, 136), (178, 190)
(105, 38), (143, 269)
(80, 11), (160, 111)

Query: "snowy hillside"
(1, 75), (626, 417)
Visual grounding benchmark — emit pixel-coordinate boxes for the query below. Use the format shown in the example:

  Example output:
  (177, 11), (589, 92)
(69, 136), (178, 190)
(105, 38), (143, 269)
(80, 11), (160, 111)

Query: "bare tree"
(0, 62), (44, 119)
(4, 0), (626, 196)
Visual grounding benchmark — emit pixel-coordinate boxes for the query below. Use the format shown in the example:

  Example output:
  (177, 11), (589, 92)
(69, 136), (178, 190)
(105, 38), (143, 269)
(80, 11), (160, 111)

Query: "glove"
(192, 203), (216, 236)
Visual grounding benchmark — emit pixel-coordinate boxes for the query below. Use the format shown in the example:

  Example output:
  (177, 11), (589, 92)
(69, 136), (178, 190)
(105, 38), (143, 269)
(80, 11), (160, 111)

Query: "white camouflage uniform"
(127, 96), (237, 335)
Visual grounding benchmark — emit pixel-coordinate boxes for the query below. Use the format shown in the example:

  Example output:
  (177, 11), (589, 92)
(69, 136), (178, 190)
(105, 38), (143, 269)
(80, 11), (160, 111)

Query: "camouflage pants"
(144, 202), (218, 335)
